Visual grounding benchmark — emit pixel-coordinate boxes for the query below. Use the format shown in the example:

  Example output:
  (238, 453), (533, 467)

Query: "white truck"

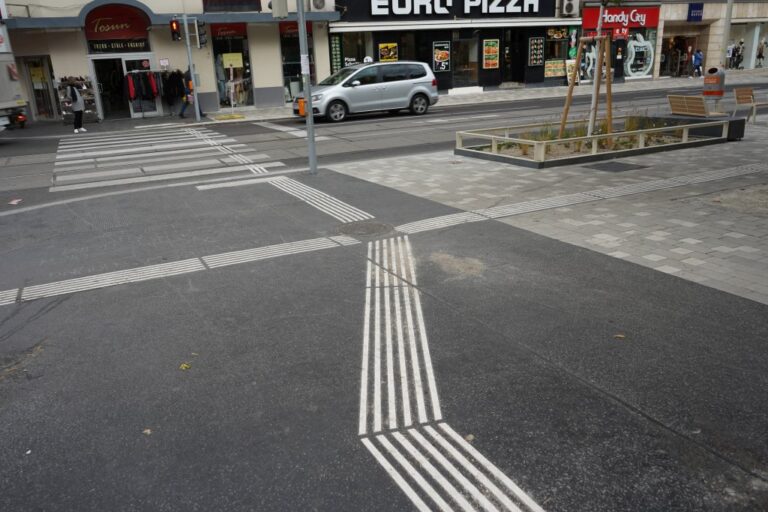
(0, 0), (26, 132)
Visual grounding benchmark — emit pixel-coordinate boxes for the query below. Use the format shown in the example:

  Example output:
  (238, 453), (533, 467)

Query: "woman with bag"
(68, 80), (87, 134)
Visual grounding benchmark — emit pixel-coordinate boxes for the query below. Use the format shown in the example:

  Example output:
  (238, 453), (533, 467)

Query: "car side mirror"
(350, 80), (361, 87)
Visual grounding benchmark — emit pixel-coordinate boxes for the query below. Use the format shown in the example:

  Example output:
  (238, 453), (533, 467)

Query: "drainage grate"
(583, 162), (649, 173)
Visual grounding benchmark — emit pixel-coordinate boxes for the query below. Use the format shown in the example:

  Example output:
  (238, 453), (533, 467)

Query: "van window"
(382, 64), (409, 82)
(408, 65), (427, 79)
(348, 66), (380, 86)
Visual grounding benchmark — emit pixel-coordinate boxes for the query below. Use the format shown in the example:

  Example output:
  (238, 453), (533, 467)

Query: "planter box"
(455, 116), (745, 169)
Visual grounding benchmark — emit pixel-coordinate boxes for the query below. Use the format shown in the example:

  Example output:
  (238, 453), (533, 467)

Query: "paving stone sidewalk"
(329, 123), (768, 305)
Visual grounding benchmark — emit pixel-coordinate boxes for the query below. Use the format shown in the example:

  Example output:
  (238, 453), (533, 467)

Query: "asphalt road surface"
(1, 84), (767, 511)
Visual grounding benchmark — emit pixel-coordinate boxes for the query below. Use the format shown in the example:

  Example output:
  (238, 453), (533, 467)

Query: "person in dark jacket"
(68, 80), (86, 134)
(692, 49), (704, 77)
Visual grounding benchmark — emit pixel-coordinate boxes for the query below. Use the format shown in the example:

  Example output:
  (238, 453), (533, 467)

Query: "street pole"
(296, 0), (318, 175)
(722, 0), (734, 69)
(182, 13), (201, 123)
(587, 3), (605, 137)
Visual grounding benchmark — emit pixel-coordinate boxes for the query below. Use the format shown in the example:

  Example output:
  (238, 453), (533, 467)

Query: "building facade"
(330, 0), (581, 91)
(657, 0), (768, 77)
(5, 0), (339, 121)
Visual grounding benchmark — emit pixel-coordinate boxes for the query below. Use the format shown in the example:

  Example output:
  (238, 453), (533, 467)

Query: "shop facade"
(656, 1), (768, 77)
(5, 0), (338, 121)
(330, 0), (579, 91)
(582, 4), (660, 81)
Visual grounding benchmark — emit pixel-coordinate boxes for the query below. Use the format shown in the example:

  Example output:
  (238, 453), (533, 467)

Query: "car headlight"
(311, 94), (323, 101)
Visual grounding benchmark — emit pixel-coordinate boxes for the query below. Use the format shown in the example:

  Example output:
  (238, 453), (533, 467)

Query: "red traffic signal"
(170, 19), (182, 41)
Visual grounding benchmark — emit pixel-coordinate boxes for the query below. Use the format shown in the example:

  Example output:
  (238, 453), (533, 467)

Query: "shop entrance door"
(452, 34), (478, 88)
(93, 58), (129, 118)
(503, 30), (526, 83)
(22, 56), (57, 120)
(90, 54), (162, 120)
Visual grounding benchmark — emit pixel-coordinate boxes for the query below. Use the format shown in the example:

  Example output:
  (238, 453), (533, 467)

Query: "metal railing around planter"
(456, 118), (731, 163)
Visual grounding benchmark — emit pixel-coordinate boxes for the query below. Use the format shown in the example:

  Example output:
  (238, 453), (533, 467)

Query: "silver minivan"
(293, 61), (439, 122)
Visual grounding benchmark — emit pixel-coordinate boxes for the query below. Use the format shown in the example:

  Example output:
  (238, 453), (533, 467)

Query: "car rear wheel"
(327, 101), (347, 122)
(409, 94), (429, 115)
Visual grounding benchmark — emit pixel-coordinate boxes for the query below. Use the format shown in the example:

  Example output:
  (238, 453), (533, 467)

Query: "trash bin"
(703, 67), (726, 98)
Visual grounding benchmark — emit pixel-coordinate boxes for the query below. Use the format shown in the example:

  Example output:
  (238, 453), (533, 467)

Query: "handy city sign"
(340, 0), (555, 20)
(582, 6), (660, 29)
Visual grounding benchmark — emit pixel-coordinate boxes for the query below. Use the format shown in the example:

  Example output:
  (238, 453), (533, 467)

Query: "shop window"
(211, 24), (252, 107)
(280, 22), (315, 101)
(544, 27), (569, 79)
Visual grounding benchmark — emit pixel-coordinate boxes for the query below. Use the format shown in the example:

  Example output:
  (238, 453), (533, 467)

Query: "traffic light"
(196, 19), (207, 48)
(170, 18), (182, 41)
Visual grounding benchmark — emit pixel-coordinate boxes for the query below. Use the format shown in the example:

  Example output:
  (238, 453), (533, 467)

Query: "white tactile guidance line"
(269, 176), (375, 223)
(358, 236), (545, 512)
(0, 236), (360, 307)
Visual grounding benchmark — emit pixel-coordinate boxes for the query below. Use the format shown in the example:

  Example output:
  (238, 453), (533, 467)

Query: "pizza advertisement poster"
(433, 41), (451, 72)
(482, 39), (500, 70)
(378, 43), (399, 62)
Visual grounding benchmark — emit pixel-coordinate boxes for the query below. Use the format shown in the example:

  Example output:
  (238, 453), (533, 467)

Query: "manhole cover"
(583, 162), (649, 173)
(336, 220), (395, 238)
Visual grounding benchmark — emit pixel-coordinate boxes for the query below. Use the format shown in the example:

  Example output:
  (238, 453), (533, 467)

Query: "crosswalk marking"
(50, 127), (285, 189)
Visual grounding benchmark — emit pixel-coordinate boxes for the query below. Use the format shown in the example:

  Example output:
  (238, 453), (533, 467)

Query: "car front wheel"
(327, 100), (347, 122)
(409, 94), (429, 115)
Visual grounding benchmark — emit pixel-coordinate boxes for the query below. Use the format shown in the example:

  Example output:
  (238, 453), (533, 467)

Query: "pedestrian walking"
(178, 69), (204, 119)
(178, 69), (192, 118)
(68, 79), (87, 134)
(692, 49), (704, 77)
(757, 41), (765, 68)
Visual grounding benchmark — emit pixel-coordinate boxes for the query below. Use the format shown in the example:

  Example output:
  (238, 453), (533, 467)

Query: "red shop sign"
(582, 7), (660, 30)
(211, 23), (247, 38)
(85, 4), (149, 41)
(279, 22), (313, 36)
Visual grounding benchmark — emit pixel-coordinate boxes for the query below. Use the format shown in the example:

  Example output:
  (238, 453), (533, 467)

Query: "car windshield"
(318, 66), (360, 86)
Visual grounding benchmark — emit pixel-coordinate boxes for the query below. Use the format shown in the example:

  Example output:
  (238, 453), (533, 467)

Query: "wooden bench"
(733, 87), (768, 123)
(667, 95), (727, 118)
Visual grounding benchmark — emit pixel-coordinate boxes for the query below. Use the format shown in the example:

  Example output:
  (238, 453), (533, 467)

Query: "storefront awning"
(330, 17), (581, 33)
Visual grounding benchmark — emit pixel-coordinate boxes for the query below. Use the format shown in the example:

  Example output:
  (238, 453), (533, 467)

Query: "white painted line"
(439, 423), (546, 512)
(383, 239), (397, 431)
(398, 212), (487, 235)
(373, 240), (383, 433)
(329, 235), (359, 247)
(269, 177), (374, 224)
(194, 176), (278, 191)
(142, 159), (224, 174)
(359, 244), (373, 436)
(376, 435), (455, 512)
(360, 438), (432, 512)
(424, 426), (525, 512)
(393, 432), (476, 512)
(22, 259), (205, 302)
(58, 133), (225, 151)
(55, 139), (237, 160)
(50, 165), (254, 192)
(58, 128), (216, 146)
(270, 178), (364, 223)
(390, 239), (413, 427)
(397, 237), (428, 424)
(202, 238), (338, 269)
(56, 146), (225, 166)
(54, 167), (142, 183)
(405, 237), (442, 422)
(408, 429), (501, 512)
(0, 289), (19, 307)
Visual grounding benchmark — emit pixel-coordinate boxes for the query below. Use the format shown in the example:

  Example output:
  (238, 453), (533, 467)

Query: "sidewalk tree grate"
(583, 162), (649, 173)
